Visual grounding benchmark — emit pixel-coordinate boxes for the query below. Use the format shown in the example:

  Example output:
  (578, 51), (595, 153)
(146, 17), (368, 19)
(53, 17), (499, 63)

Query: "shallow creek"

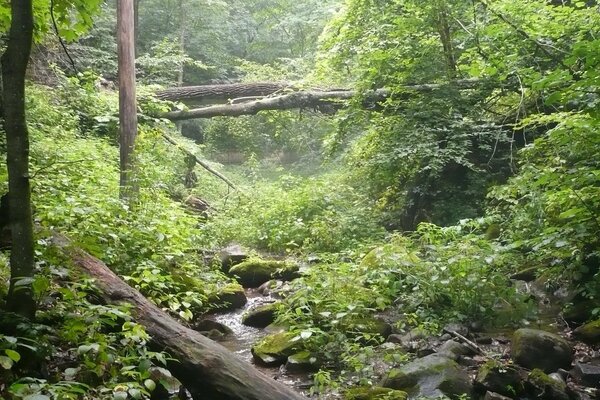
(208, 288), (313, 393)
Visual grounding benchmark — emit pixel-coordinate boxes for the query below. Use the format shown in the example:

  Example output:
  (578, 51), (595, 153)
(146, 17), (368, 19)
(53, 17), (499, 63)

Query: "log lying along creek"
(52, 234), (307, 400)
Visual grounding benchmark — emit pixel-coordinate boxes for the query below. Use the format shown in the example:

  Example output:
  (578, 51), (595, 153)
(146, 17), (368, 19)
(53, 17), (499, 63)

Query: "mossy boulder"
(381, 354), (472, 398)
(251, 331), (303, 367)
(208, 283), (247, 311)
(511, 328), (572, 372)
(344, 386), (408, 400)
(348, 318), (392, 341)
(228, 259), (299, 288)
(573, 319), (600, 344)
(563, 300), (598, 325)
(525, 368), (569, 400)
(242, 303), (278, 328)
(285, 350), (319, 372)
(474, 360), (523, 397)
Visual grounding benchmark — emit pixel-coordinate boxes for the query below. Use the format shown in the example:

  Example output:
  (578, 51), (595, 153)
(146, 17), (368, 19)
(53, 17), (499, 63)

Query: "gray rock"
(475, 360), (523, 397)
(191, 319), (232, 335)
(484, 391), (513, 400)
(437, 340), (475, 360)
(573, 362), (600, 388)
(511, 328), (573, 372)
(242, 303), (278, 328)
(218, 244), (247, 273)
(381, 354), (472, 398)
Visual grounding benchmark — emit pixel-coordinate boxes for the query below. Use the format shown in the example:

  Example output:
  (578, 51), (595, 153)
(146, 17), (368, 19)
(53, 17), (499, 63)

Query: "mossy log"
(51, 234), (306, 400)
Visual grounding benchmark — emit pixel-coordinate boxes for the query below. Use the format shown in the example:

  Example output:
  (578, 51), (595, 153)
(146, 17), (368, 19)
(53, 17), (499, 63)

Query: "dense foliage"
(0, 0), (599, 398)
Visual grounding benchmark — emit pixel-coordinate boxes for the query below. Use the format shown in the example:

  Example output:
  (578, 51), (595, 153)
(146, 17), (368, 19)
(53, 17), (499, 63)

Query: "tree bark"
(118, 0), (139, 199)
(2, 0), (36, 317)
(51, 234), (307, 400)
(164, 90), (384, 120)
(156, 82), (297, 105)
(160, 79), (482, 120)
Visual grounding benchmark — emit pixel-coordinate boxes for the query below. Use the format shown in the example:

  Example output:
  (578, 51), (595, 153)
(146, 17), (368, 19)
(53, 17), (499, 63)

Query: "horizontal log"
(156, 82), (297, 105)
(163, 90), (373, 120)
(162, 79), (482, 121)
(51, 234), (306, 400)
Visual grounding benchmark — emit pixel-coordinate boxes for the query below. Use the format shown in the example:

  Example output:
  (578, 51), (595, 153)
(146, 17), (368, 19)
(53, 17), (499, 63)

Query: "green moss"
(229, 258), (299, 287)
(573, 319), (600, 343)
(207, 283), (247, 311)
(344, 386), (408, 400)
(242, 302), (278, 327)
(252, 331), (302, 358)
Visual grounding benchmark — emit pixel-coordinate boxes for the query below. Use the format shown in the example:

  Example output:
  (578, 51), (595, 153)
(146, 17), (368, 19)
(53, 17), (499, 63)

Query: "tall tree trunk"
(435, 3), (457, 78)
(2, 0), (36, 317)
(118, 0), (138, 199)
(134, 0), (140, 55)
(178, 0), (186, 86)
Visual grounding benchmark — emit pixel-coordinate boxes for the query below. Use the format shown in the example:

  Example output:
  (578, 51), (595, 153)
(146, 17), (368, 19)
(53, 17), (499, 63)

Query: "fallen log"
(164, 89), (382, 121)
(162, 79), (482, 121)
(51, 234), (306, 400)
(156, 82), (297, 105)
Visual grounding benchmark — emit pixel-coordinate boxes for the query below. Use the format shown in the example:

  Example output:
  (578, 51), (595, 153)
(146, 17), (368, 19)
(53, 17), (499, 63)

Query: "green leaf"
(0, 355), (13, 369)
(5, 349), (20, 362)
(144, 379), (156, 392)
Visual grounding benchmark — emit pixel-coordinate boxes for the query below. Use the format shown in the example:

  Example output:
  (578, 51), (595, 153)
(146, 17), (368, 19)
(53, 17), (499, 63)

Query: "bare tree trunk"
(2, 0), (36, 317)
(178, 0), (186, 86)
(118, 0), (139, 199)
(436, 4), (457, 78)
(52, 234), (307, 400)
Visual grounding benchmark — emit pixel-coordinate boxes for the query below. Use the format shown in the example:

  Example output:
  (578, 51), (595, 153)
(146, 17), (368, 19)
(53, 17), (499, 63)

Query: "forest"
(0, 0), (599, 399)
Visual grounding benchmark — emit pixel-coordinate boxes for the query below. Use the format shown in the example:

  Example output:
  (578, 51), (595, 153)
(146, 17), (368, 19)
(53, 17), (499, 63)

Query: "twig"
(161, 133), (241, 193)
(50, 0), (78, 73)
(30, 158), (96, 179)
(442, 328), (486, 356)
(476, 0), (570, 71)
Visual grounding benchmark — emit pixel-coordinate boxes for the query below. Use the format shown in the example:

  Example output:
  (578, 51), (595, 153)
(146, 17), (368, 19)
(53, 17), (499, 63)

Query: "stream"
(208, 288), (313, 394)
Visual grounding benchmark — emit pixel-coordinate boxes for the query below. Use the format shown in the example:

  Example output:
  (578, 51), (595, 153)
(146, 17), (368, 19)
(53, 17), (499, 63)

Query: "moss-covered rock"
(525, 368), (569, 400)
(251, 331), (303, 367)
(573, 319), (600, 344)
(344, 386), (408, 400)
(242, 303), (278, 328)
(563, 300), (598, 325)
(208, 283), (247, 311)
(228, 259), (299, 288)
(285, 350), (319, 372)
(511, 328), (572, 372)
(474, 360), (523, 397)
(381, 354), (472, 398)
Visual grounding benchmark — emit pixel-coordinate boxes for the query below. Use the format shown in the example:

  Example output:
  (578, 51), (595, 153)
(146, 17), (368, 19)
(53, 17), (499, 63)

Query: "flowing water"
(208, 288), (313, 393)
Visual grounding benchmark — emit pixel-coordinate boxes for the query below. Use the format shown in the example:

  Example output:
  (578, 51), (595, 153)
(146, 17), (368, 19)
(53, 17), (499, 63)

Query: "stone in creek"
(228, 259), (300, 288)
(573, 319), (600, 344)
(191, 319), (233, 335)
(573, 362), (600, 388)
(251, 331), (303, 367)
(218, 244), (248, 273)
(242, 303), (278, 328)
(285, 350), (319, 373)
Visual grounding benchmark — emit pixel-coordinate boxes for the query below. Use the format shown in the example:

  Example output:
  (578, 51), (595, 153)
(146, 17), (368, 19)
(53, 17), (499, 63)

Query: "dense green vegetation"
(0, 0), (599, 399)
